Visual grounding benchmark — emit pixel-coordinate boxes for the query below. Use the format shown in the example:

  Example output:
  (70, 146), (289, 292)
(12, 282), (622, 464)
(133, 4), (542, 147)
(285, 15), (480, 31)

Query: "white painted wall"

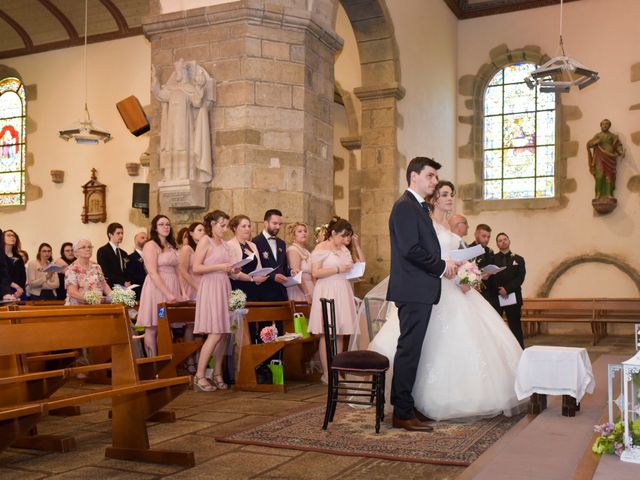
(457, 0), (640, 297)
(1, 36), (151, 258)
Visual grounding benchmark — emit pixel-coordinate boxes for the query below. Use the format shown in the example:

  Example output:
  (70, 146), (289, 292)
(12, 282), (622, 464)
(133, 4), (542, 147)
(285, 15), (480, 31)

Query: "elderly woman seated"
(65, 239), (112, 305)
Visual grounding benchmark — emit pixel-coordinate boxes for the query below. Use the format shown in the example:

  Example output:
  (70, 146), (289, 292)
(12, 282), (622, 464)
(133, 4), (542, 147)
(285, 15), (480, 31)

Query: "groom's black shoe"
(392, 415), (434, 432)
(414, 408), (434, 423)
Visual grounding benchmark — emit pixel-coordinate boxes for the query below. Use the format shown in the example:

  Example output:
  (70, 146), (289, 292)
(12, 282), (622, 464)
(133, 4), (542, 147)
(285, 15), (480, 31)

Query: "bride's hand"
(459, 284), (471, 294)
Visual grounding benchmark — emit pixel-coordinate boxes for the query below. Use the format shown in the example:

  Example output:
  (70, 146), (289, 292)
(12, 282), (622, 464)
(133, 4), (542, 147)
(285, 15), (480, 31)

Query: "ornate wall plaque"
(81, 168), (106, 223)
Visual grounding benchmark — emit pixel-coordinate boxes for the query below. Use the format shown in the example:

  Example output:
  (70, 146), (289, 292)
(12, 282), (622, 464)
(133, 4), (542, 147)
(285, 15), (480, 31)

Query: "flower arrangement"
(229, 289), (247, 312)
(456, 261), (483, 289)
(260, 324), (278, 343)
(84, 290), (102, 305)
(592, 419), (640, 456)
(110, 285), (136, 307)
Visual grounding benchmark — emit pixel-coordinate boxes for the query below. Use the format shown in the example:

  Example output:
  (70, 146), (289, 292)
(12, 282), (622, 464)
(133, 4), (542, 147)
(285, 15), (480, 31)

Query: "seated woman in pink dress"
(308, 217), (358, 383)
(136, 215), (184, 356)
(65, 238), (112, 305)
(286, 222), (315, 302)
(192, 210), (240, 392)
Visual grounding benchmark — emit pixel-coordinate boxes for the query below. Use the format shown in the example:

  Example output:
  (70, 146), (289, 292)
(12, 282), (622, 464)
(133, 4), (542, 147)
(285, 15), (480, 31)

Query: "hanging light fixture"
(59, 0), (112, 144)
(525, 0), (599, 93)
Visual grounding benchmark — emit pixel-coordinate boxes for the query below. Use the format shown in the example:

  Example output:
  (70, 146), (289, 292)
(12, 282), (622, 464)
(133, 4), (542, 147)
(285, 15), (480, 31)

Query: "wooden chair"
(320, 298), (389, 433)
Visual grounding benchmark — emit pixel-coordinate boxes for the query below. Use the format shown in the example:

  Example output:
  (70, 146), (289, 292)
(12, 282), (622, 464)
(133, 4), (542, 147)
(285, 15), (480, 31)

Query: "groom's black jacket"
(387, 190), (445, 305)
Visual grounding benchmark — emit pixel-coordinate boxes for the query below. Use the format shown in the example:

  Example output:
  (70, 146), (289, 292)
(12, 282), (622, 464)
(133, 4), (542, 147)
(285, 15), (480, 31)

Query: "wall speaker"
(116, 96), (150, 136)
(132, 183), (149, 217)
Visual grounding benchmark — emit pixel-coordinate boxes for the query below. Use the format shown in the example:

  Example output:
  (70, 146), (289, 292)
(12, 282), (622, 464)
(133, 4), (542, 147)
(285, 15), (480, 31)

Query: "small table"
(515, 345), (596, 417)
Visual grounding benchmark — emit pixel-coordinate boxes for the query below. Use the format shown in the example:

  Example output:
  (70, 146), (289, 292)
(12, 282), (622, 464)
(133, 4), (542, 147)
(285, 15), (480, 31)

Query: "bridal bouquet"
(456, 261), (482, 289)
(260, 324), (279, 343)
(110, 285), (136, 307)
(229, 289), (247, 312)
(84, 290), (102, 305)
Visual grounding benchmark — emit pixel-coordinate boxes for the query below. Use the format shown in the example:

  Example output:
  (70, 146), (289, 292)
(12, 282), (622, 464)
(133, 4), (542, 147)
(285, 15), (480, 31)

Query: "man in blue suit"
(388, 157), (458, 432)
(252, 209), (290, 302)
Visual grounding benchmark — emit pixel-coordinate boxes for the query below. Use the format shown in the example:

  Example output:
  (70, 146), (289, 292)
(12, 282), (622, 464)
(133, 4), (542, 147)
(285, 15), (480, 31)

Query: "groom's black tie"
(420, 201), (431, 216)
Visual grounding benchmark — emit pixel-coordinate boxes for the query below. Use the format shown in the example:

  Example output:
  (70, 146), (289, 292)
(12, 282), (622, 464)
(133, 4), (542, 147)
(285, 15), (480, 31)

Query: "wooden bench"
(157, 301), (202, 376)
(521, 298), (640, 345)
(0, 306), (194, 466)
(235, 301), (318, 392)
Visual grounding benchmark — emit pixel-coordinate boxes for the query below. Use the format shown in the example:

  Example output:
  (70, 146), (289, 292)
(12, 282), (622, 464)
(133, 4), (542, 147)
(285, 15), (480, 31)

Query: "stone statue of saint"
(586, 118), (625, 200)
(151, 59), (215, 184)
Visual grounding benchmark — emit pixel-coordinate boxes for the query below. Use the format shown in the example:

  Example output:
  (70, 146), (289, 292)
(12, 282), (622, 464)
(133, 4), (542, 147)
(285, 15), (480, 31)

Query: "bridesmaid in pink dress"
(136, 215), (184, 356)
(308, 217), (358, 383)
(178, 222), (205, 300)
(192, 210), (239, 392)
(285, 222), (315, 302)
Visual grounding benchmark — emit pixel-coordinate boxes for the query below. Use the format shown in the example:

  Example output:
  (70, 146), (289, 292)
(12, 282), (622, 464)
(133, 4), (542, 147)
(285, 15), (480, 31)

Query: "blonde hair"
(286, 222), (308, 243)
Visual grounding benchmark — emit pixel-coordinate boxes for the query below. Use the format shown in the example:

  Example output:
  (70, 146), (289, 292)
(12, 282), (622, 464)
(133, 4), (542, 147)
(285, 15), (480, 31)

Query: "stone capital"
(340, 136), (361, 150)
(354, 82), (405, 101)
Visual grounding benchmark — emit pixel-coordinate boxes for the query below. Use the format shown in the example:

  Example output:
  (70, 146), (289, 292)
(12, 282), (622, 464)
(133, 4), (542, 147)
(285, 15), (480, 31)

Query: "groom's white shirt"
(405, 188), (447, 278)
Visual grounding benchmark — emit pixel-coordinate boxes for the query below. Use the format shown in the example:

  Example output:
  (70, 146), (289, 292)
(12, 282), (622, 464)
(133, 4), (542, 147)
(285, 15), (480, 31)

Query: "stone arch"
(336, 0), (404, 289)
(537, 253), (640, 297)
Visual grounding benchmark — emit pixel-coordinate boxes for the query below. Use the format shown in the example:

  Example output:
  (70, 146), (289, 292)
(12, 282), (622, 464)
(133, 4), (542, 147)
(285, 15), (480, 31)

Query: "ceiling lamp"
(525, 0), (599, 93)
(58, 0), (111, 144)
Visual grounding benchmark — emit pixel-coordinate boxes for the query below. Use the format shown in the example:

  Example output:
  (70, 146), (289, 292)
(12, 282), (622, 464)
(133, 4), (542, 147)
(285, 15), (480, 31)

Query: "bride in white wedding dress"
(369, 181), (525, 421)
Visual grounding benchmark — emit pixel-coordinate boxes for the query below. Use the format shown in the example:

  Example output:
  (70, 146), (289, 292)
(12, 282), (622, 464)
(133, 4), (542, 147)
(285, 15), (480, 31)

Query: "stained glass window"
(0, 77), (26, 206)
(483, 63), (556, 200)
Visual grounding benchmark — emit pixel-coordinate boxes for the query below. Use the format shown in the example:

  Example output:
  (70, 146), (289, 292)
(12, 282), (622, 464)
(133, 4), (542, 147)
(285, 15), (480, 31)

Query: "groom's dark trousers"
(392, 303), (433, 419)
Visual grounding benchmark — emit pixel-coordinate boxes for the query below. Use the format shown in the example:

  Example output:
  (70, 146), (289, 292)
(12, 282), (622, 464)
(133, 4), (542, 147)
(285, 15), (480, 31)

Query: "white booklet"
(41, 263), (66, 274)
(232, 254), (254, 269)
(249, 267), (274, 277)
(449, 244), (484, 262)
(345, 262), (366, 280)
(482, 264), (506, 275)
(283, 271), (303, 288)
(498, 292), (517, 307)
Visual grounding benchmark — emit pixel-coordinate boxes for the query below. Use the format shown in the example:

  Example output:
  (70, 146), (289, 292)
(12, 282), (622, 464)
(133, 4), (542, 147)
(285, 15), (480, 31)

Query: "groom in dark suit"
(388, 157), (458, 432)
(252, 209), (290, 302)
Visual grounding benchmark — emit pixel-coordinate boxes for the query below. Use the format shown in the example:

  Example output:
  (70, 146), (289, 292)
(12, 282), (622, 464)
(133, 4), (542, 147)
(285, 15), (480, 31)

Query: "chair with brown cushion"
(320, 298), (389, 433)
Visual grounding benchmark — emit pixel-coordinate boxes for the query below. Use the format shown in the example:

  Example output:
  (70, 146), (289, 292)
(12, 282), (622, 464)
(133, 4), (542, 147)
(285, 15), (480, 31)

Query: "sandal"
(193, 375), (216, 392)
(212, 374), (228, 390)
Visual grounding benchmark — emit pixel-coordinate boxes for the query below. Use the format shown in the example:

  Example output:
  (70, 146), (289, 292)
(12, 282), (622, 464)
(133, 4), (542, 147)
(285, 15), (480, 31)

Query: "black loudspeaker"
(132, 183), (149, 217)
(116, 96), (150, 136)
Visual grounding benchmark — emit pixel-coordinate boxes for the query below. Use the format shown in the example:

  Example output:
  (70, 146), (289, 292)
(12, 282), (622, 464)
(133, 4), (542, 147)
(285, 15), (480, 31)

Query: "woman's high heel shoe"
(193, 375), (216, 392)
(212, 374), (228, 390)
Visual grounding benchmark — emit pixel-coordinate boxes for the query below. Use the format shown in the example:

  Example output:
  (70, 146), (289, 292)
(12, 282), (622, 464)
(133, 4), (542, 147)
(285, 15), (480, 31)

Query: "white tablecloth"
(514, 345), (596, 402)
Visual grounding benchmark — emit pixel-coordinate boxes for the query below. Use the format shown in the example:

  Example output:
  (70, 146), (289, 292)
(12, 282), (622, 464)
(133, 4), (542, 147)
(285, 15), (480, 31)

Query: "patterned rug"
(217, 405), (524, 466)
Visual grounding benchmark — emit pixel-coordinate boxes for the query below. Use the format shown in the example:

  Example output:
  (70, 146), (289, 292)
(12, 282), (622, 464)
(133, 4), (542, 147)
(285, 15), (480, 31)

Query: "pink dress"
(194, 237), (232, 334)
(308, 247), (357, 335)
(136, 247), (181, 327)
(179, 246), (200, 301)
(286, 245), (314, 302)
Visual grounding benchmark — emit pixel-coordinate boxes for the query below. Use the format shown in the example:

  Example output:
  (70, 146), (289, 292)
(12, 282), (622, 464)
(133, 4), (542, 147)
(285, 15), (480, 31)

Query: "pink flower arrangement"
(456, 261), (482, 289)
(260, 325), (278, 343)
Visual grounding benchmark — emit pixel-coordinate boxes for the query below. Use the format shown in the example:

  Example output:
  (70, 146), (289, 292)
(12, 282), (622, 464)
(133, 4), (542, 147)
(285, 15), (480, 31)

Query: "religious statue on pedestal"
(151, 59), (215, 208)
(587, 118), (625, 214)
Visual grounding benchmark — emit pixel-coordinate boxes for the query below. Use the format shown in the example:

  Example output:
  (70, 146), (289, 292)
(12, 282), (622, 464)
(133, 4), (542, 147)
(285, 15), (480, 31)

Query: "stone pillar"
(143, 0), (342, 231)
(354, 83), (404, 289)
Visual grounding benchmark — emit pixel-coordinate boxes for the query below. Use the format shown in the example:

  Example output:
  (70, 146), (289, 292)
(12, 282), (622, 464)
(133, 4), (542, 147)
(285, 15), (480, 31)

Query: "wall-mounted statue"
(587, 118), (625, 214)
(151, 60), (215, 209)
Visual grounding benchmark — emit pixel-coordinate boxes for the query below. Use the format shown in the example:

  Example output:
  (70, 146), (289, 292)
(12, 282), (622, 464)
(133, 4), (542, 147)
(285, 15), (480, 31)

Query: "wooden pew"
(235, 301), (318, 392)
(157, 301), (202, 376)
(593, 298), (640, 344)
(0, 306), (194, 466)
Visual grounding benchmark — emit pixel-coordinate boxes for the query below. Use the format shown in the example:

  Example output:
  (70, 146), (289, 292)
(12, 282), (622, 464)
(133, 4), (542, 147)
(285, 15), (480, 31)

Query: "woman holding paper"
(369, 181), (524, 421)
(285, 222), (315, 302)
(308, 217), (358, 383)
(193, 210), (239, 392)
(227, 214), (268, 301)
(27, 243), (60, 300)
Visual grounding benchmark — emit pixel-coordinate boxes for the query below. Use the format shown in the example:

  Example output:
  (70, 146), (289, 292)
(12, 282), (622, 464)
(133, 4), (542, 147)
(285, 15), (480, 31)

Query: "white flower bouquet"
(229, 289), (247, 312)
(456, 261), (483, 289)
(84, 290), (102, 305)
(111, 285), (136, 307)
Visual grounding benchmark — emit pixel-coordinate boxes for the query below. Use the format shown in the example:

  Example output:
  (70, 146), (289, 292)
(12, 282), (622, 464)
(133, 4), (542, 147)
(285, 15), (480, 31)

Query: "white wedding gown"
(369, 223), (525, 421)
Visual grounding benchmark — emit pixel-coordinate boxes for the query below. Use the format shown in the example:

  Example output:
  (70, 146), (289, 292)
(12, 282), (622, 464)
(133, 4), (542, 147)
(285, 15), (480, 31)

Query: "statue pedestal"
(592, 197), (617, 215)
(158, 180), (207, 209)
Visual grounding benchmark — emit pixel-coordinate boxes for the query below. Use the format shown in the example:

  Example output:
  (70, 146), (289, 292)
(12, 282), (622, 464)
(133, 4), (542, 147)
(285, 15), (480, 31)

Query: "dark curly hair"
(325, 216), (353, 241)
(203, 210), (230, 237)
(149, 214), (177, 249)
(428, 180), (456, 206)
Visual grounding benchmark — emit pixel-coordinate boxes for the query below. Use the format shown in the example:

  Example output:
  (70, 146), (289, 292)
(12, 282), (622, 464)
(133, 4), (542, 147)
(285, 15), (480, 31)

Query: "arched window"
(483, 63), (556, 200)
(0, 76), (26, 206)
